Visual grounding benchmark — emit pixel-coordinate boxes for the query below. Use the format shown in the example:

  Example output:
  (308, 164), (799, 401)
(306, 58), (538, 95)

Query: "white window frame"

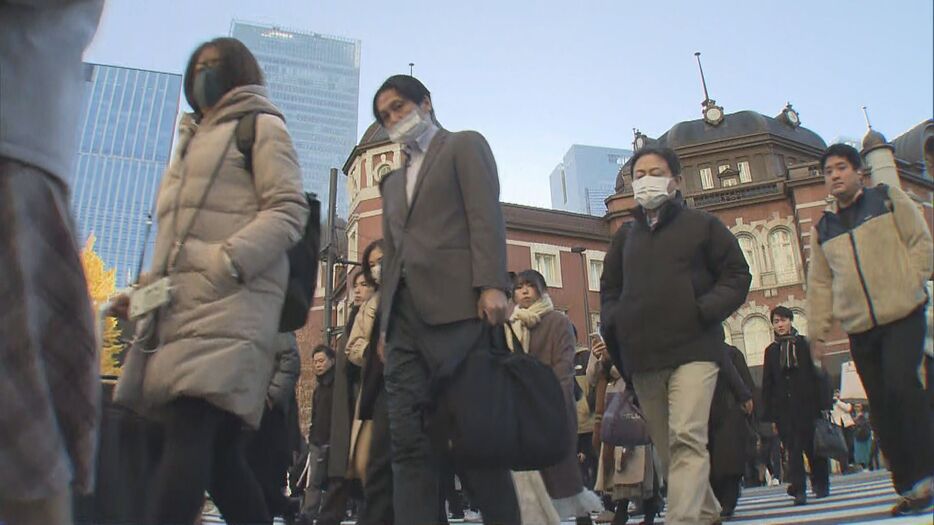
(585, 250), (605, 292)
(347, 221), (359, 265)
(738, 160), (752, 183)
(700, 167), (714, 190)
(768, 227), (799, 284)
(531, 244), (563, 288)
(718, 163), (730, 174)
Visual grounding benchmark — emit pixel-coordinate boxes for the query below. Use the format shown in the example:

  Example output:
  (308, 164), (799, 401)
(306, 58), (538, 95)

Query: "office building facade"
(550, 144), (632, 216)
(70, 63), (182, 287)
(231, 21), (361, 217)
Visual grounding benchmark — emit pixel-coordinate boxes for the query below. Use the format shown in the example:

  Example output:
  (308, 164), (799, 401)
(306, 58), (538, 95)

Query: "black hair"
(361, 239), (385, 290)
(372, 75), (433, 125)
(820, 143), (862, 172)
(630, 146), (682, 177)
(770, 306), (794, 323)
(514, 269), (548, 297)
(312, 344), (335, 361)
(183, 37), (265, 116)
(349, 268), (370, 292)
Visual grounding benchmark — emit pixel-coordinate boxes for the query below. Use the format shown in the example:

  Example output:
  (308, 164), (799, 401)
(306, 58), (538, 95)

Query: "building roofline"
(84, 62), (182, 78)
(230, 19), (361, 46)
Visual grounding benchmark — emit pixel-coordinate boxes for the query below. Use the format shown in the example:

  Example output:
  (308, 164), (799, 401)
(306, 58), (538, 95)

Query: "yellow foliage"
(80, 234), (124, 376)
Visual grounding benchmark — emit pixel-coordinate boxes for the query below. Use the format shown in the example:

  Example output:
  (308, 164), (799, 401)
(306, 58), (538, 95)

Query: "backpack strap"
(235, 111), (259, 173)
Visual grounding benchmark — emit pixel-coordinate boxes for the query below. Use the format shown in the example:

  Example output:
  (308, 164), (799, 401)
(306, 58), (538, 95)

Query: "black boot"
(611, 500), (629, 525)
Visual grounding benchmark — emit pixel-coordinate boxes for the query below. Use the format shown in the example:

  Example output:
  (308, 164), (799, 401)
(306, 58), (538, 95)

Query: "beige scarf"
(507, 294), (555, 353)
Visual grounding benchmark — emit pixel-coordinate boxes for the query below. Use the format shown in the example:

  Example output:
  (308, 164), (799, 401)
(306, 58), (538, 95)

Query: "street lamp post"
(571, 246), (593, 352)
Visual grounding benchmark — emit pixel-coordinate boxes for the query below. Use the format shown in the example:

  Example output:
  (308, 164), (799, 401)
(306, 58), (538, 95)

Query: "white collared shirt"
(405, 123), (439, 205)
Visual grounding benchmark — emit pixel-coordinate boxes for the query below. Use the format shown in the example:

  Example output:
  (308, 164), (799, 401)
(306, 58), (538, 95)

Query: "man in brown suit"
(374, 75), (519, 524)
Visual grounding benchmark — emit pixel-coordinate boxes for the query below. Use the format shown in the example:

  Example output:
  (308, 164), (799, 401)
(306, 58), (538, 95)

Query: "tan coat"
(134, 86), (307, 428)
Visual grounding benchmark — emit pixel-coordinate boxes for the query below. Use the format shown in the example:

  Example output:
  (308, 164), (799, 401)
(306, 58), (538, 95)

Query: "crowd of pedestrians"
(1, 12), (931, 525)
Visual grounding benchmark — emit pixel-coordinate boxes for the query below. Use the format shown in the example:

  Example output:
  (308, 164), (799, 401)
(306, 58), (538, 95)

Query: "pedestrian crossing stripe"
(201, 471), (931, 524)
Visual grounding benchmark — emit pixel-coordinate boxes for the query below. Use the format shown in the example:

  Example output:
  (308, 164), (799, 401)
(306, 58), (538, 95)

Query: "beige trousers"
(633, 361), (721, 525)
(0, 487), (72, 525)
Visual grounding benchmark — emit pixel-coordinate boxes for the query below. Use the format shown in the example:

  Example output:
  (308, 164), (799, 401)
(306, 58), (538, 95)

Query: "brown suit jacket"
(379, 129), (510, 343)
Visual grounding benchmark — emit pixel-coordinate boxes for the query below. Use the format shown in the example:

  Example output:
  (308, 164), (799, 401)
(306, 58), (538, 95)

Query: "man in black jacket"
(760, 306), (830, 506)
(298, 345), (336, 524)
(600, 147), (751, 525)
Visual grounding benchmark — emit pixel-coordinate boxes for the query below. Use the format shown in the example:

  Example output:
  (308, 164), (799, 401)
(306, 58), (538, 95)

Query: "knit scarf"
(776, 328), (799, 370)
(506, 295), (555, 353)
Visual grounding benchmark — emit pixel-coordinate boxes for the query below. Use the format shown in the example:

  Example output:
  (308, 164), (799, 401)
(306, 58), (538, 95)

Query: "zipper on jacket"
(848, 231), (878, 328)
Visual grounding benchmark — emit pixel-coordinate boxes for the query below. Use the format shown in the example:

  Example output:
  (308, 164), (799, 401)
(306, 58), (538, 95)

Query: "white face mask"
(387, 108), (431, 144)
(632, 175), (673, 210)
(370, 263), (381, 285)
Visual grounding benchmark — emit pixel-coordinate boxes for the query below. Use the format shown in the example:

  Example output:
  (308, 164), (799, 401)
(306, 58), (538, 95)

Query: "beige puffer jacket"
(139, 85), (308, 428)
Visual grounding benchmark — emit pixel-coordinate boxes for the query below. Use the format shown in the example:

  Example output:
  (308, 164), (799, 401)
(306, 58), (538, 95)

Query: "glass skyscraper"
(231, 21), (361, 218)
(549, 145), (633, 217)
(70, 63), (182, 287)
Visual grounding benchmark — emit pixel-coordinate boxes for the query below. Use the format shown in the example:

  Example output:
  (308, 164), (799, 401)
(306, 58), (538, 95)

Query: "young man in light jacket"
(807, 143), (934, 516)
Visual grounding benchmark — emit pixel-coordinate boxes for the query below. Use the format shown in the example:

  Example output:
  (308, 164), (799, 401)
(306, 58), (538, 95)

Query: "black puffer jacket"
(600, 194), (751, 373)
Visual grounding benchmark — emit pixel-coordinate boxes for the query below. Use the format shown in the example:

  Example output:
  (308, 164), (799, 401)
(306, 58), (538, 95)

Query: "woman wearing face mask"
(297, 269), (374, 525)
(344, 239), (395, 524)
(111, 37), (308, 525)
(509, 270), (603, 525)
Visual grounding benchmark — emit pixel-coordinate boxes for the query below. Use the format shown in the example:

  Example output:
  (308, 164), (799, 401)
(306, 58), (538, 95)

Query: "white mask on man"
(632, 175), (673, 210)
(387, 108), (431, 145)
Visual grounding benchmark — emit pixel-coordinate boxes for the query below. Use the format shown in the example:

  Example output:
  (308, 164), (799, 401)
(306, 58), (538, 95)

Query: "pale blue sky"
(85, 0), (934, 208)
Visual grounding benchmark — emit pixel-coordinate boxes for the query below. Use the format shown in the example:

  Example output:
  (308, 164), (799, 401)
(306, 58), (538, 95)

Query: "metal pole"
(694, 51), (711, 103)
(580, 253), (593, 351)
(572, 247), (593, 351)
(322, 168), (339, 347)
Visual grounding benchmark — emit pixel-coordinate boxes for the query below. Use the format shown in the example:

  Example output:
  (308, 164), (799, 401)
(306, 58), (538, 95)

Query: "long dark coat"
(709, 345), (756, 478)
(760, 333), (832, 439)
(527, 310), (585, 500)
(326, 307), (361, 478)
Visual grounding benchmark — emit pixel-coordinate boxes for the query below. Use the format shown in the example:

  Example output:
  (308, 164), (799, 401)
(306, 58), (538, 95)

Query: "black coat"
(327, 309), (361, 478)
(600, 194), (751, 374)
(761, 333), (832, 436)
(357, 303), (385, 421)
(709, 345), (756, 478)
(309, 368), (335, 446)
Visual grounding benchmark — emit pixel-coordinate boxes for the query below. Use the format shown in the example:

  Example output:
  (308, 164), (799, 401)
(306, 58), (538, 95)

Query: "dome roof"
(657, 110), (827, 151)
(861, 128), (888, 151)
(359, 120), (389, 147)
(891, 119), (933, 168)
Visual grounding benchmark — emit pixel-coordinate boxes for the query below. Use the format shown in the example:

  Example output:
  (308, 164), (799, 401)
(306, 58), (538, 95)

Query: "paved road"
(202, 470), (931, 524)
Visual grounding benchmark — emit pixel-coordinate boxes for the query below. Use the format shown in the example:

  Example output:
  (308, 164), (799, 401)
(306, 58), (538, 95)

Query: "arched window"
(792, 310), (808, 338)
(723, 323), (733, 346)
(742, 316), (773, 367)
(769, 228), (798, 284)
(737, 234), (761, 288)
(376, 164), (392, 180)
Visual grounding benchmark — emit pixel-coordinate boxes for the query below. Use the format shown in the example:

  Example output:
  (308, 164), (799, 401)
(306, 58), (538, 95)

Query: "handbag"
(600, 388), (651, 447)
(433, 325), (571, 471)
(813, 411), (848, 459)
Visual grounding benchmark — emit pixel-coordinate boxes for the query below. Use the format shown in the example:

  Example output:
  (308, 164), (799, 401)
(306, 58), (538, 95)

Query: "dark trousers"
(578, 433), (598, 490)
(384, 288), (520, 525)
(842, 425), (855, 470)
(315, 477), (351, 525)
(144, 397), (269, 525)
(359, 390), (394, 525)
(246, 404), (292, 518)
(849, 307), (934, 494)
(711, 474), (743, 513)
(438, 456), (466, 521)
(779, 422), (829, 496)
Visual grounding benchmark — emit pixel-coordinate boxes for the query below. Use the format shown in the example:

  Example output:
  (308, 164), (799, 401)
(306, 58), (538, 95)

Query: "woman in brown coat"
(510, 270), (603, 524)
(113, 38), (308, 525)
